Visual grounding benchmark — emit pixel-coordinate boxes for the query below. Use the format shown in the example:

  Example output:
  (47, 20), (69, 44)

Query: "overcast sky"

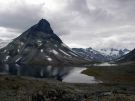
(0, 0), (134, 49)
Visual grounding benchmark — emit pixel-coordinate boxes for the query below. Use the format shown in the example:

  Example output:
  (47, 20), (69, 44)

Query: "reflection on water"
(0, 64), (102, 84)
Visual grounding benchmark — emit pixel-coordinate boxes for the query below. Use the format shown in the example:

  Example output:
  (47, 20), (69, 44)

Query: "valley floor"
(82, 63), (135, 83)
(0, 73), (135, 101)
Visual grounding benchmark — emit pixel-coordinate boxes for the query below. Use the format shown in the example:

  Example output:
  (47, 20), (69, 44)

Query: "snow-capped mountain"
(98, 48), (130, 61)
(72, 48), (130, 62)
(72, 48), (107, 62)
(0, 19), (89, 65)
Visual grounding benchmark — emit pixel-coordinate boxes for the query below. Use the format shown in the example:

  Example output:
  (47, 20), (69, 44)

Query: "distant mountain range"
(72, 48), (130, 62)
(0, 19), (89, 65)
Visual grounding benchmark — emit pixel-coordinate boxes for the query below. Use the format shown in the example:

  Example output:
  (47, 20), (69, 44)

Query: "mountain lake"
(0, 64), (103, 84)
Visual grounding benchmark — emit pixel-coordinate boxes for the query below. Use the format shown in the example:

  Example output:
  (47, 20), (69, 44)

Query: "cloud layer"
(0, 0), (134, 49)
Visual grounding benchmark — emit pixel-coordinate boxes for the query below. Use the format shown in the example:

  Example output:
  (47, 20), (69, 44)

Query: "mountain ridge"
(0, 19), (89, 65)
(72, 47), (130, 62)
(117, 48), (135, 63)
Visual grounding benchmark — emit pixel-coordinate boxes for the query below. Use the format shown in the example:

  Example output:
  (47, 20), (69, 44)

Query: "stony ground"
(0, 74), (135, 101)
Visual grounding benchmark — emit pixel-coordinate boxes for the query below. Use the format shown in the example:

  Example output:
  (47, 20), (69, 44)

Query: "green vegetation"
(82, 64), (135, 83)
(0, 74), (135, 101)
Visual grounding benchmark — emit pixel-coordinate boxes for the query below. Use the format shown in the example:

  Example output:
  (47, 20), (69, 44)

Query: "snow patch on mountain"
(16, 57), (22, 63)
(40, 49), (44, 53)
(5, 56), (10, 60)
(59, 49), (71, 57)
(47, 57), (52, 61)
(98, 48), (130, 60)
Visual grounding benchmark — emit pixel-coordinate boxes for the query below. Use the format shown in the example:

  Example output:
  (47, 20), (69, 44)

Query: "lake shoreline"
(82, 64), (135, 84)
(0, 63), (135, 100)
(0, 64), (102, 84)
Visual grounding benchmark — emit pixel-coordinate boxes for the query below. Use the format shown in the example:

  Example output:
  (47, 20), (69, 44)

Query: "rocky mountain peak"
(19, 19), (62, 43)
(37, 19), (51, 29)
(38, 19), (50, 25)
(87, 47), (92, 50)
(29, 19), (53, 34)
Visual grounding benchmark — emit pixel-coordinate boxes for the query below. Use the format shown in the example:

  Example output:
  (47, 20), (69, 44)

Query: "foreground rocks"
(0, 75), (135, 101)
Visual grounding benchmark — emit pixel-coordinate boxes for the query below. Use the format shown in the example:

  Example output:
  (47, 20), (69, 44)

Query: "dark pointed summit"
(20, 19), (62, 43)
(34, 19), (53, 34)
(31, 19), (53, 34)
(38, 19), (50, 25)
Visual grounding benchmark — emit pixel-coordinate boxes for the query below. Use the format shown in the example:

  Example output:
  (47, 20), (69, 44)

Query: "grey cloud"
(0, 2), (44, 32)
(0, 0), (134, 49)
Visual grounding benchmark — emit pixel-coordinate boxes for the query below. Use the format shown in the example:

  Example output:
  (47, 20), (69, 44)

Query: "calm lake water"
(94, 62), (117, 66)
(0, 64), (102, 84)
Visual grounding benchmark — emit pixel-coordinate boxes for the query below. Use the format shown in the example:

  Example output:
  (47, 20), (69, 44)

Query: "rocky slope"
(0, 19), (89, 65)
(117, 48), (135, 63)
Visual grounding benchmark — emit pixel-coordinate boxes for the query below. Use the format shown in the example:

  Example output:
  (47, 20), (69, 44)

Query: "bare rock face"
(0, 19), (89, 65)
